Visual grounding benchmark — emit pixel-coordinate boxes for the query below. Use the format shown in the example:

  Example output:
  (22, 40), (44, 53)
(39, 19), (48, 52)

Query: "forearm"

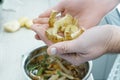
(95, 0), (120, 20)
(100, 0), (120, 15)
(82, 0), (120, 28)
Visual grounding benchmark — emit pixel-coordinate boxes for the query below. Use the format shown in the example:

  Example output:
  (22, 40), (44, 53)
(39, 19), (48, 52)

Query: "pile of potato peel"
(4, 17), (33, 32)
(46, 11), (84, 43)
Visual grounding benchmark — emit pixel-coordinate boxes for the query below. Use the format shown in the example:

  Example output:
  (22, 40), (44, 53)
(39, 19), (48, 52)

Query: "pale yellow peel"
(4, 20), (20, 32)
(49, 10), (58, 27)
(25, 19), (33, 29)
(4, 17), (33, 33)
(18, 17), (29, 27)
(18, 17), (33, 29)
(71, 29), (83, 39)
(54, 14), (73, 28)
(46, 11), (84, 43)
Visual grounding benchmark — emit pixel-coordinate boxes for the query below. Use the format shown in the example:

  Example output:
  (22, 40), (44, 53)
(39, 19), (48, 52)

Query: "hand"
(32, 0), (119, 40)
(33, 0), (118, 28)
(31, 0), (120, 65)
(31, 25), (120, 65)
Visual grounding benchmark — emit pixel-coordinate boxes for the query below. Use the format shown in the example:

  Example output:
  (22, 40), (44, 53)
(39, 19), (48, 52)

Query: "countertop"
(0, 0), (93, 80)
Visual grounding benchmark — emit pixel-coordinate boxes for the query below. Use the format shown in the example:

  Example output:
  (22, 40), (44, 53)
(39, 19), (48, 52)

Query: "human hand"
(31, 25), (120, 65)
(33, 0), (118, 29)
(33, 0), (119, 40)
(31, 0), (120, 65)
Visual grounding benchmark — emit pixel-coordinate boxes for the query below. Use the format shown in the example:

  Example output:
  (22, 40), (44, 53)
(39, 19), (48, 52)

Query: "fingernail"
(50, 47), (57, 55)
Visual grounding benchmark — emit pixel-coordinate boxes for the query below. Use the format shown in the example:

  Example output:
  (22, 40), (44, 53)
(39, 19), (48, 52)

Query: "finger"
(35, 34), (41, 40)
(31, 24), (41, 28)
(39, 2), (64, 18)
(31, 24), (53, 46)
(31, 24), (42, 40)
(39, 9), (52, 18)
(33, 18), (49, 24)
(47, 40), (77, 55)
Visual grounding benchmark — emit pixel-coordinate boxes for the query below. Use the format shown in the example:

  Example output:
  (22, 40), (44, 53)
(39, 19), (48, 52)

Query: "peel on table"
(4, 17), (33, 33)
(46, 11), (84, 43)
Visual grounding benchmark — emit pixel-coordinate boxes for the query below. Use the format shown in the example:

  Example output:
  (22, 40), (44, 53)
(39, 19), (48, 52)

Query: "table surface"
(0, 0), (93, 80)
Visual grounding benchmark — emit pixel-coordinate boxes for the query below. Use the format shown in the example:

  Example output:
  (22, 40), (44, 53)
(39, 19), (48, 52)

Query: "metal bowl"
(22, 46), (92, 80)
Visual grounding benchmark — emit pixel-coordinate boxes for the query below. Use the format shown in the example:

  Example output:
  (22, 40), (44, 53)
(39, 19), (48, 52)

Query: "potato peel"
(46, 11), (84, 43)
(49, 10), (58, 27)
(4, 20), (21, 32)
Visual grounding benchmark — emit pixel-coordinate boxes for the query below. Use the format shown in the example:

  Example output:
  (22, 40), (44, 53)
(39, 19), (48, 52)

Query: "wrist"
(107, 25), (120, 53)
(100, 0), (119, 14)
(82, 0), (119, 28)
(96, 0), (119, 20)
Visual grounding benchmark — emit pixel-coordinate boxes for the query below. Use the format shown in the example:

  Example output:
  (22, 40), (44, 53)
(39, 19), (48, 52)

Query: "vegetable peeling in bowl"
(27, 52), (88, 80)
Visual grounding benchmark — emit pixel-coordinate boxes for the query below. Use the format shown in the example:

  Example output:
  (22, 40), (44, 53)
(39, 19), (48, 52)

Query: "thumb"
(47, 40), (77, 55)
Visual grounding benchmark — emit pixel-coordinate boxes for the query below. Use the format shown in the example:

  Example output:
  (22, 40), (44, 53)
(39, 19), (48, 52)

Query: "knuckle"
(60, 42), (69, 53)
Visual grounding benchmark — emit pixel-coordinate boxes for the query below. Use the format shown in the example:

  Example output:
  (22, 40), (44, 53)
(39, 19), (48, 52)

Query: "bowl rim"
(22, 46), (93, 80)
(82, 61), (93, 80)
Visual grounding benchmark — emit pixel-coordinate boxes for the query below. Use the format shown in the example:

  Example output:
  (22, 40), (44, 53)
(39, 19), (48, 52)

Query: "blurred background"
(0, 0), (3, 3)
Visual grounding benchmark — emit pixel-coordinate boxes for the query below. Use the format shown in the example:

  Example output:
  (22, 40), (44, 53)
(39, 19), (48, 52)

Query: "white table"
(0, 0), (93, 79)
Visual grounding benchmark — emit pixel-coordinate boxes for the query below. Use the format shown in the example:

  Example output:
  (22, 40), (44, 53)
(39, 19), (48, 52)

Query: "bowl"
(22, 46), (92, 80)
